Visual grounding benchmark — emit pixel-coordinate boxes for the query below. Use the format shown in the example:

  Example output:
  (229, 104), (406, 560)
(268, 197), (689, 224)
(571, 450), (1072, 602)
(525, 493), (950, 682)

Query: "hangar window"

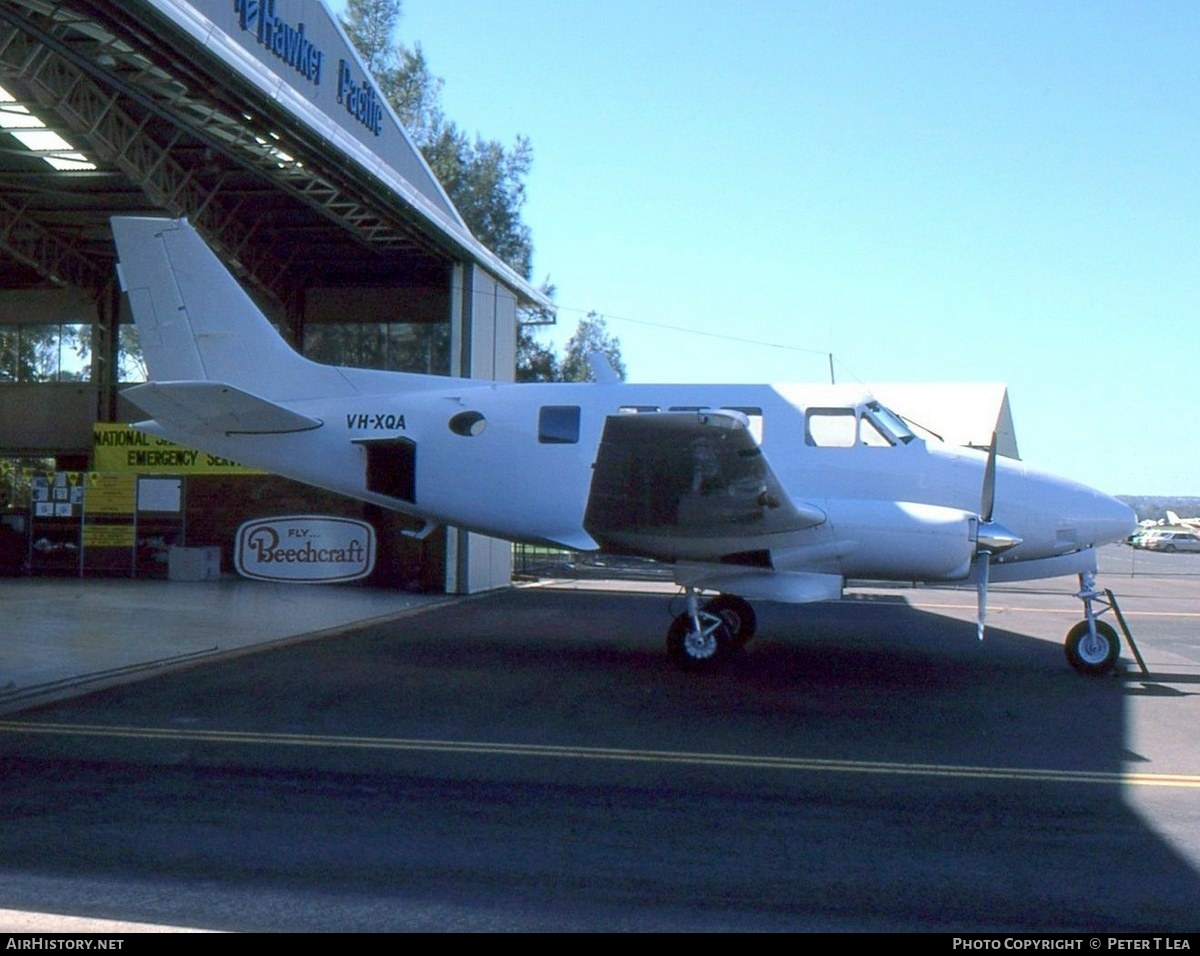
(117, 325), (148, 383)
(304, 321), (450, 375)
(539, 406), (581, 444)
(0, 324), (92, 383)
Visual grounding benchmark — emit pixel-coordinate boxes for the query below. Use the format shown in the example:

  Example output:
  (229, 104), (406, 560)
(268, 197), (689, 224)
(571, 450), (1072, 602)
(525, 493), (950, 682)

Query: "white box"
(168, 546), (222, 581)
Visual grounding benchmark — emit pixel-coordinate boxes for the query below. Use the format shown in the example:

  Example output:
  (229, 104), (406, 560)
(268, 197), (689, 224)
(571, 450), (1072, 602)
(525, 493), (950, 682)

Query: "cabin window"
(670, 405), (764, 444)
(448, 410), (487, 437)
(539, 405), (581, 444)
(726, 406), (764, 444)
(805, 409), (857, 447)
(618, 405), (660, 415)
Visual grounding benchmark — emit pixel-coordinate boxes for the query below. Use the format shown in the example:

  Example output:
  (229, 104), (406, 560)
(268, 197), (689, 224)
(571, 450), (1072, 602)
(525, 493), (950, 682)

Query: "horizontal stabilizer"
(123, 381), (322, 436)
(584, 411), (824, 560)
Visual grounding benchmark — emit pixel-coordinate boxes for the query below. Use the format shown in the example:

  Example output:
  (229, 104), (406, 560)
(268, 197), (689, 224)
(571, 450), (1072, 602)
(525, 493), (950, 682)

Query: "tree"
(559, 314), (626, 383)
(0, 324), (90, 382)
(424, 127), (533, 279)
(339, 0), (403, 80)
(515, 326), (559, 383)
(340, 0), (533, 280)
(339, 2), (626, 383)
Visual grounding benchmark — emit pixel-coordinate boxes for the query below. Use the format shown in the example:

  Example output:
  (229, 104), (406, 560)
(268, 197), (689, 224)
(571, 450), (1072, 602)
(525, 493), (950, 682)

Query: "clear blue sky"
(332, 1), (1198, 496)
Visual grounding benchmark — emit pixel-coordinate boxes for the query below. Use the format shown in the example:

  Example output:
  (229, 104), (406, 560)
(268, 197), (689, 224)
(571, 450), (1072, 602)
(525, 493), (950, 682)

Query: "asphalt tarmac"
(0, 544), (1197, 932)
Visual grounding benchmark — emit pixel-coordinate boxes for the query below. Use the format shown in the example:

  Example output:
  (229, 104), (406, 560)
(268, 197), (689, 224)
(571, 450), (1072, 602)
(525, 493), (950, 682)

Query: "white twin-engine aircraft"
(111, 217), (1135, 674)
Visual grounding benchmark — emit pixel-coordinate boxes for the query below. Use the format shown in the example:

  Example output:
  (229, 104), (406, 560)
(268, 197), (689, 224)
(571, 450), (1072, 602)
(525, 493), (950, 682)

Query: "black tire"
(1064, 620), (1120, 676)
(703, 594), (757, 646)
(1164, 544), (1177, 553)
(667, 612), (734, 670)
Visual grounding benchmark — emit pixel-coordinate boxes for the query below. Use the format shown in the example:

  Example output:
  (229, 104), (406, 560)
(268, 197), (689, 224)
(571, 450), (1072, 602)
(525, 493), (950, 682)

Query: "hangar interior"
(0, 0), (547, 592)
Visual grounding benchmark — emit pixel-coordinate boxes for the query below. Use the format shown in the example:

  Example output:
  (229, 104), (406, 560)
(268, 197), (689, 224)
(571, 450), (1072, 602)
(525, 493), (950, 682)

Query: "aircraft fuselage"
(137, 376), (1132, 587)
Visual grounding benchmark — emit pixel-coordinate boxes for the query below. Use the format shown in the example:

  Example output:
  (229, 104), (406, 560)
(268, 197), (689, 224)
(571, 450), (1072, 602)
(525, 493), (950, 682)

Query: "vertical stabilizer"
(112, 217), (351, 400)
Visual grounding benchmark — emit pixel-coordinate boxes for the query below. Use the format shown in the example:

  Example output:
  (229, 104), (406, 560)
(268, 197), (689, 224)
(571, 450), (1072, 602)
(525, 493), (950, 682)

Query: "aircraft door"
(360, 437), (417, 504)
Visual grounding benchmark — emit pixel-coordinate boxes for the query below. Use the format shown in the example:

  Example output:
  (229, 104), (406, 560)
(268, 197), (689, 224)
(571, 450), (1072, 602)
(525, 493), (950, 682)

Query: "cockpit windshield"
(865, 401), (915, 444)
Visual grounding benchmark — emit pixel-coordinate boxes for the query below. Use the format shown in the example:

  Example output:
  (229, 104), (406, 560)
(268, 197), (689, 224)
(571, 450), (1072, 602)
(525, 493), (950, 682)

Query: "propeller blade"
(980, 431), (998, 523)
(976, 551), (990, 641)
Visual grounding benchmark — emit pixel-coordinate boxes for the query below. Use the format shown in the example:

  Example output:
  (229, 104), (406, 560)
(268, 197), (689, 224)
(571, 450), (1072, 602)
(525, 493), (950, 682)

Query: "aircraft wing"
(584, 410), (824, 560)
(123, 381), (322, 437)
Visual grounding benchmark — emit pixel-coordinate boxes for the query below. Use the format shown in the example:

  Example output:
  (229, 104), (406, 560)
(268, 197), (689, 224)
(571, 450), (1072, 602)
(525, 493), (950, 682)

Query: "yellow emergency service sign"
(93, 425), (264, 475)
(83, 473), (136, 514)
(82, 524), (136, 548)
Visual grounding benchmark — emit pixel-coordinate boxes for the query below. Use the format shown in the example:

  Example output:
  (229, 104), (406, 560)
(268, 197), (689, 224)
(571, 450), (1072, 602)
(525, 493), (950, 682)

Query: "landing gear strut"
(1064, 572), (1122, 676)
(702, 594), (757, 646)
(667, 589), (749, 669)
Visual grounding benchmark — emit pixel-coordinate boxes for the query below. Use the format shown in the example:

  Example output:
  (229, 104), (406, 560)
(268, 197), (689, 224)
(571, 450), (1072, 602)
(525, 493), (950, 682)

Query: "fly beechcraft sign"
(235, 516), (376, 583)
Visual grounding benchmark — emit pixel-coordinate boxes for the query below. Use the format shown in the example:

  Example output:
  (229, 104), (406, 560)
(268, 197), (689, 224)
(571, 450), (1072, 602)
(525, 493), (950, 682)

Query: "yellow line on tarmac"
(912, 601), (1200, 619)
(3, 721), (1198, 789)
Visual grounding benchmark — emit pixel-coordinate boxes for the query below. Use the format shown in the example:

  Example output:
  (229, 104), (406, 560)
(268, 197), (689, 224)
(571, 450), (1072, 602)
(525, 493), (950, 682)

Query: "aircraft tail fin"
(111, 217), (352, 401)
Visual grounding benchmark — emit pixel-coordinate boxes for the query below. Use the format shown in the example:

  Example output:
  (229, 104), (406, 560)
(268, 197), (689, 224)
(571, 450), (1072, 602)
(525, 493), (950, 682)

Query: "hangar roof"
(0, 0), (548, 313)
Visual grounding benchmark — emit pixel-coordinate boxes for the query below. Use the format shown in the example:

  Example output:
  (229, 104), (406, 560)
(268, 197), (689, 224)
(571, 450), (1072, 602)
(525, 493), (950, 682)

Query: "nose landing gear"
(1065, 572), (1144, 676)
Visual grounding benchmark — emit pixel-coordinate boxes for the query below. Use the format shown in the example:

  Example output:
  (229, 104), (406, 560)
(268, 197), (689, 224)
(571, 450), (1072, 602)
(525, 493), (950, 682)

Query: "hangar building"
(0, 0), (548, 591)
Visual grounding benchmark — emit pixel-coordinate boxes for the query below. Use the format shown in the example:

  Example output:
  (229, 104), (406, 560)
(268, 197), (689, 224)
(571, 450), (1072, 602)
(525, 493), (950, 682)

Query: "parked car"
(1143, 529), (1200, 553)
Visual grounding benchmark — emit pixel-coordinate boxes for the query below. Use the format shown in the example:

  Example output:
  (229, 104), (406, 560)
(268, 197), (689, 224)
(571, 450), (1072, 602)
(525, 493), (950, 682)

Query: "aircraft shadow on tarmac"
(1, 585), (1197, 932)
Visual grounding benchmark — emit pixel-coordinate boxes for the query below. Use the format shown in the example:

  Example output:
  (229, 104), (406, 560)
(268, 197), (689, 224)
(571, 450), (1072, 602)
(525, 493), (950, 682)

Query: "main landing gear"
(1064, 572), (1138, 676)
(667, 590), (758, 669)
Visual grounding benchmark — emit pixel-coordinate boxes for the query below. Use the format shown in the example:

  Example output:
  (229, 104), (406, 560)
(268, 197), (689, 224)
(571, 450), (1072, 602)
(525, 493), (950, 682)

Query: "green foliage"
(340, 2), (626, 383)
(340, 0), (533, 280)
(560, 315), (626, 383)
(0, 325), (91, 382)
(304, 321), (449, 374)
(339, 0), (403, 79)
(0, 456), (53, 511)
(424, 129), (534, 279)
(516, 315), (628, 385)
(515, 325), (559, 383)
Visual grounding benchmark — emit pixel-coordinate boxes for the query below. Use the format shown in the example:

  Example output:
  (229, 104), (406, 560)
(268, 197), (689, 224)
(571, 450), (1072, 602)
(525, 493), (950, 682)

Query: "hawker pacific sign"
(232, 0), (325, 86)
(235, 516), (376, 583)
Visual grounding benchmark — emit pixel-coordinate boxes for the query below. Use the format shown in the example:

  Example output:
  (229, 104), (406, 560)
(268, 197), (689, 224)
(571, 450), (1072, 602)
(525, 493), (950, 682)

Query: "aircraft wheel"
(1064, 620), (1120, 676)
(703, 594), (757, 646)
(667, 612), (734, 670)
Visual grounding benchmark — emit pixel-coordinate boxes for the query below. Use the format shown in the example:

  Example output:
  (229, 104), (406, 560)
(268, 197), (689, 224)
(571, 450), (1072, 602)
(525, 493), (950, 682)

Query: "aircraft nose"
(1091, 492), (1136, 547)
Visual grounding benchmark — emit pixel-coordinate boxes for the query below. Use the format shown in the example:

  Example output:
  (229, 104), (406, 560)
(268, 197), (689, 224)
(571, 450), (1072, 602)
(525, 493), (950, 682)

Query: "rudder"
(112, 217), (348, 401)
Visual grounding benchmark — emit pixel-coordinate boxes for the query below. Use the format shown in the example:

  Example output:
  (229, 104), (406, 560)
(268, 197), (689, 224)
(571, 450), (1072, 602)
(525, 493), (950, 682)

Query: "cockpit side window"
(859, 416), (892, 447)
(866, 402), (915, 444)
(806, 405), (911, 448)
